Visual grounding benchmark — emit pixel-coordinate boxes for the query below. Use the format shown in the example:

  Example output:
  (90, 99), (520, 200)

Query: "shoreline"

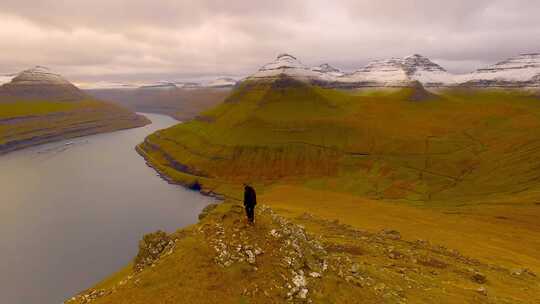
(0, 113), (150, 155)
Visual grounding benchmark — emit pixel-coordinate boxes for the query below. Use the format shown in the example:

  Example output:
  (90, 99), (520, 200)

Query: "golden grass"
(86, 80), (540, 303)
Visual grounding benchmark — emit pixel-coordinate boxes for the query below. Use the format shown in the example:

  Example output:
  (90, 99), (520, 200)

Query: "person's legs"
(247, 205), (255, 223)
(244, 205), (250, 222)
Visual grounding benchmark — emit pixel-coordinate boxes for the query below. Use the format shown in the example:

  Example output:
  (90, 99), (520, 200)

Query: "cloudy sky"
(0, 0), (539, 85)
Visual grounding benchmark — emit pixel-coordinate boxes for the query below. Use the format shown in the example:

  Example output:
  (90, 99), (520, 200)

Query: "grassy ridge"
(140, 77), (540, 205)
(76, 78), (540, 303)
(0, 98), (149, 151)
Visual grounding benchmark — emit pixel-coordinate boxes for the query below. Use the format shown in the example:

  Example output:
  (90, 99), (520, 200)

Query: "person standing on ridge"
(243, 184), (257, 224)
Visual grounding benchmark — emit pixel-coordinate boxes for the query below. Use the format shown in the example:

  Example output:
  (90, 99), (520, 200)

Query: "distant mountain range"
(247, 53), (540, 88)
(77, 77), (240, 90)
(3, 52), (540, 91)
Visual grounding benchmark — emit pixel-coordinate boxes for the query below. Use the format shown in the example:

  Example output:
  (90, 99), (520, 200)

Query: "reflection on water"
(0, 113), (216, 304)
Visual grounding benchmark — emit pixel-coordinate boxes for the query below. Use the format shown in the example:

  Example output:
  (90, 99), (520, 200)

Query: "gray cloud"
(0, 0), (539, 83)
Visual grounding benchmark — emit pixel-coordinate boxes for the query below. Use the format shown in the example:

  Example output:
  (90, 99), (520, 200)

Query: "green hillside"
(139, 76), (540, 205)
(0, 98), (149, 153)
(76, 76), (540, 303)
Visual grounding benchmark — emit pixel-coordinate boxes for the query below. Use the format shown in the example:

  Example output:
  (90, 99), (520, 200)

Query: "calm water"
(0, 113), (215, 304)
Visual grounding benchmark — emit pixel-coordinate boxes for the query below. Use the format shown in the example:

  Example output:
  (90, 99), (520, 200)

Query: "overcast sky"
(1, 0), (539, 84)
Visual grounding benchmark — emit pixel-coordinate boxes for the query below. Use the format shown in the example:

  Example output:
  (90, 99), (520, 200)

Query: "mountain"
(311, 63), (343, 76)
(246, 52), (540, 89)
(139, 82), (179, 90)
(0, 66), (86, 101)
(247, 53), (324, 82)
(206, 77), (238, 88)
(0, 66), (149, 154)
(339, 54), (455, 87)
(459, 53), (540, 88)
(0, 73), (16, 86)
(74, 53), (540, 303)
(246, 54), (455, 88)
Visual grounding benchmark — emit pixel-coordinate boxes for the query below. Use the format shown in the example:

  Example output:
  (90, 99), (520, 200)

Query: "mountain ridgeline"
(71, 53), (540, 303)
(137, 53), (540, 203)
(247, 53), (540, 88)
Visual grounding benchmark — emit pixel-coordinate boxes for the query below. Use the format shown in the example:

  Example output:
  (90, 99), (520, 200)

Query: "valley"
(4, 2), (540, 304)
(86, 87), (231, 121)
(69, 54), (540, 303)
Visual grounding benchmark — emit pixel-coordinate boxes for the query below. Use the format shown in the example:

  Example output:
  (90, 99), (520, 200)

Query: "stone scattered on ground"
(65, 203), (540, 304)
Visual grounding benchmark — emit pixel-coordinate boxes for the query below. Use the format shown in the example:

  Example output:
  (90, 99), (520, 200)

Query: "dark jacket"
(244, 186), (257, 207)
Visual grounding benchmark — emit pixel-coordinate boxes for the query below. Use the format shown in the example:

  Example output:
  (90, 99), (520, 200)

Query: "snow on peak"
(27, 65), (52, 73)
(342, 55), (454, 86)
(312, 63), (341, 74)
(206, 77), (237, 88)
(12, 66), (71, 85)
(248, 53), (319, 81)
(139, 81), (178, 90)
(0, 73), (17, 85)
(460, 53), (540, 86)
(0, 66), (85, 100)
(402, 54), (448, 73)
(259, 53), (306, 71)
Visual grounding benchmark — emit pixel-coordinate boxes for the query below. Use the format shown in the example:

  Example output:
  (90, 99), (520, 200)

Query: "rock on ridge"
(311, 63), (342, 74)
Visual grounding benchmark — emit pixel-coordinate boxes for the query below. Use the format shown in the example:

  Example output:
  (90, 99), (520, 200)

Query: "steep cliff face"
(0, 66), (86, 101)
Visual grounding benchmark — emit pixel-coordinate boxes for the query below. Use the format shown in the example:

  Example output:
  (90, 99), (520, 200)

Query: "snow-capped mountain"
(247, 53), (347, 84)
(81, 77), (237, 90)
(76, 81), (141, 90)
(247, 53), (321, 81)
(206, 77), (238, 88)
(0, 66), (86, 100)
(246, 53), (455, 88)
(459, 53), (540, 87)
(0, 73), (16, 86)
(139, 81), (179, 90)
(340, 54), (455, 87)
(311, 63), (343, 76)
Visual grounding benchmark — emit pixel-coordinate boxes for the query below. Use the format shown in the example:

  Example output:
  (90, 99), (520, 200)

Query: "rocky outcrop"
(133, 230), (176, 272)
(311, 63), (343, 75)
(65, 202), (540, 304)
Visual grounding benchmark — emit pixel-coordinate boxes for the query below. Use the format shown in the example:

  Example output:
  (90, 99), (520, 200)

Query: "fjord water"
(0, 113), (215, 304)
